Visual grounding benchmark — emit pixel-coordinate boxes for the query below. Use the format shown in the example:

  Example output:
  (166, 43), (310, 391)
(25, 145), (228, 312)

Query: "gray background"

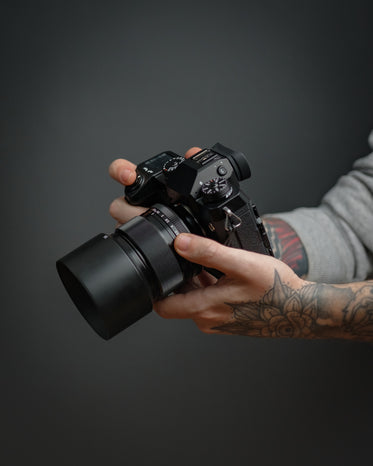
(1, 2), (373, 465)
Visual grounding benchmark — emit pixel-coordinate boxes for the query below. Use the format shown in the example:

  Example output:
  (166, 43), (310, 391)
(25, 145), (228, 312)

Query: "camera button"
(217, 165), (227, 176)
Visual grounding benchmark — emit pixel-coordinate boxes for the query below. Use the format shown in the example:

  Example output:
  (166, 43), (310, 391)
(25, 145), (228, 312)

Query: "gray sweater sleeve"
(270, 132), (373, 283)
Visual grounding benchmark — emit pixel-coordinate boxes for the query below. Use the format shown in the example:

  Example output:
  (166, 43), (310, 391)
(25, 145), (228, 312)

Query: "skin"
(108, 148), (373, 341)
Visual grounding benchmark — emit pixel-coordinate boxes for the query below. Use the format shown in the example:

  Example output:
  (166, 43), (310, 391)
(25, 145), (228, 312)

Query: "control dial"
(201, 177), (233, 203)
(163, 156), (185, 174)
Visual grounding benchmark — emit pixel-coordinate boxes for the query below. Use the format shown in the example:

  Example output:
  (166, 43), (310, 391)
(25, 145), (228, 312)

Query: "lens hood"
(57, 233), (153, 339)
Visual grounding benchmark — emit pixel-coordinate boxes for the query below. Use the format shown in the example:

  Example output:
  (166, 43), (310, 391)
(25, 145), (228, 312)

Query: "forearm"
(263, 217), (309, 279)
(257, 218), (373, 340)
(263, 150), (373, 284)
(213, 273), (373, 341)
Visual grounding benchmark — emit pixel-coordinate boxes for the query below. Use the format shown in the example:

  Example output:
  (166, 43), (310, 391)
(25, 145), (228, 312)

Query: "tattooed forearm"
(263, 218), (308, 278)
(212, 271), (373, 341)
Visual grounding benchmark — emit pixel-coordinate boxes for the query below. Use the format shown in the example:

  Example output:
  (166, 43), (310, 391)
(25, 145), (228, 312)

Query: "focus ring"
(148, 203), (190, 238)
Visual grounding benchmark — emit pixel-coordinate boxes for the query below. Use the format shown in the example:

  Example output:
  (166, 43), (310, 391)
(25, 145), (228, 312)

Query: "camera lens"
(56, 204), (199, 340)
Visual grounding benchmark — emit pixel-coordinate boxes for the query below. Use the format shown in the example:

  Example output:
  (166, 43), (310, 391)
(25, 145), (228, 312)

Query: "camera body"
(125, 143), (273, 258)
(56, 143), (273, 340)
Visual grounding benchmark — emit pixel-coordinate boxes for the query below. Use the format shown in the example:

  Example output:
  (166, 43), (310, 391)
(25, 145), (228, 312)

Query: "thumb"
(174, 233), (250, 276)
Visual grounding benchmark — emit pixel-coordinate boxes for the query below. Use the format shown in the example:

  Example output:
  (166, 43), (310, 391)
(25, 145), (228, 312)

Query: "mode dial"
(201, 177), (233, 203)
(162, 156), (185, 174)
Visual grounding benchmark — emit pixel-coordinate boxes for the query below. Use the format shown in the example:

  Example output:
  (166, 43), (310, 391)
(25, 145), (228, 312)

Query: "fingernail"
(175, 234), (191, 251)
(120, 169), (132, 184)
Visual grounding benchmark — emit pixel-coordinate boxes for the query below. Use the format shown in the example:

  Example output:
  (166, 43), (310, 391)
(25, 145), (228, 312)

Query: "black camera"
(56, 143), (273, 340)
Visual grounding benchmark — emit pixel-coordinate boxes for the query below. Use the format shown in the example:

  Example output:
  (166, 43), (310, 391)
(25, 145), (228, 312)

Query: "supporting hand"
(154, 233), (308, 336)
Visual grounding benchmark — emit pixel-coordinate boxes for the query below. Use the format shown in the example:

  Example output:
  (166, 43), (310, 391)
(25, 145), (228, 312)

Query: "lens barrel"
(56, 204), (194, 339)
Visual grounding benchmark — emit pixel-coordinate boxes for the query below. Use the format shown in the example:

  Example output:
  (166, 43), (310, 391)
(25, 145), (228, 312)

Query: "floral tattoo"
(213, 270), (373, 340)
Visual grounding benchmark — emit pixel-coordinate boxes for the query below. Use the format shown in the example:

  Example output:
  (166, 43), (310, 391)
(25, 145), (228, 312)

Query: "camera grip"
(224, 204), (273, 256)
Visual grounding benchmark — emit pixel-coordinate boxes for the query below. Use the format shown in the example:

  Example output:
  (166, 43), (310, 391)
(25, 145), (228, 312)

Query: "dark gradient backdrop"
(1, 2), (373, 466)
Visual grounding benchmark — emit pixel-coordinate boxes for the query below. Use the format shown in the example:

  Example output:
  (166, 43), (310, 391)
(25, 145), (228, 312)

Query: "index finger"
(153, 285), (221, 319)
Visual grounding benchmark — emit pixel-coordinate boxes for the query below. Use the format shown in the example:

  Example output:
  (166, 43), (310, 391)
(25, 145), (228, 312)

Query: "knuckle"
(193, 303), (208, 319)
(196, 323), (215, 334)
(194, 308), (218, 332)
(200, 240), (219, 260)
(154, 307), (172, 319)
(199, 309), (215, 322)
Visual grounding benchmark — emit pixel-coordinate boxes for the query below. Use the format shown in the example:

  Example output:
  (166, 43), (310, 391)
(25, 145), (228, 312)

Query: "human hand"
(108, 151), (307, 338)
(108, 147), (202, 224)
(107, 148), (373, 341)
(153, 233), (309, 337)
